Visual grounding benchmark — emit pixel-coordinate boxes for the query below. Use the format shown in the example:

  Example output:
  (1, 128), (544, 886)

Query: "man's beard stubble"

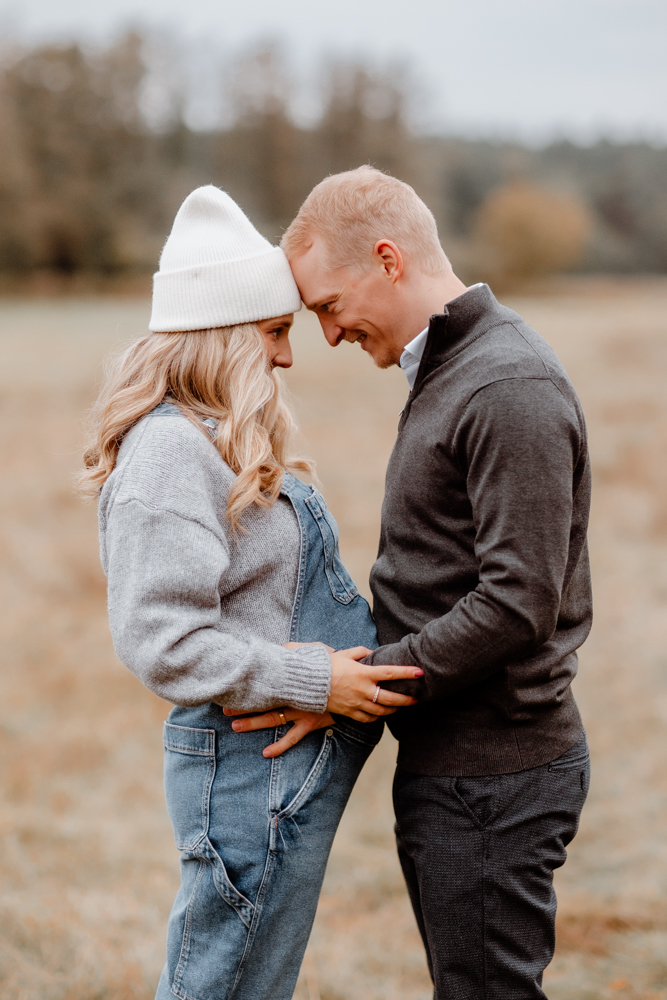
(372, 349), (399, 370)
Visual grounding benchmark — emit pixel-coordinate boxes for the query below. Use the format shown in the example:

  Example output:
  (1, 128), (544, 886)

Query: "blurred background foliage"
(1, 31), (667, 289)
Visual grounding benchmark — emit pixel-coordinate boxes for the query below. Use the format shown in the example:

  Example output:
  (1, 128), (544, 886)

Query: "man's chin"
(372, 351), (398, 370)
(358, 338), (398, 370)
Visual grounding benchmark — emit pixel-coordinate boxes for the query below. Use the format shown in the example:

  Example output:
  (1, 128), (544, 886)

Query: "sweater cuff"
(281, 644), (331, 713)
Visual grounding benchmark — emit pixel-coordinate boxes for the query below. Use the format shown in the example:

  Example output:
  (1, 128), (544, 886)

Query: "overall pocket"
(163, 723), (216, 849)
(272, 727), (336, 822)
(304, 490), (358, 604)
(163, 723), (255, 926)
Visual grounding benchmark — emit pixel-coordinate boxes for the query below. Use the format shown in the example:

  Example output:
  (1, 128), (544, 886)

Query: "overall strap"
(149, 400), (218, 441)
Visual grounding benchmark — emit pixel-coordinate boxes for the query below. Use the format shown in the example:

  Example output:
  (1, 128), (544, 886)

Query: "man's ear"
(373, 240), (403, 283)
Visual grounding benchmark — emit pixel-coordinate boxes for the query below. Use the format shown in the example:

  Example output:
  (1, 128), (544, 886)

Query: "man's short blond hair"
(282, 165), (448, 275)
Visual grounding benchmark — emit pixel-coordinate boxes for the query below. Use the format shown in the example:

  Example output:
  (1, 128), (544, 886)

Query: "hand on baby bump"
(224, 643), (423, 757)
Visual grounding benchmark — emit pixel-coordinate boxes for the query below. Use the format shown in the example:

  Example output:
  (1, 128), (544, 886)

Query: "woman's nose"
(273, 344), (293, 369)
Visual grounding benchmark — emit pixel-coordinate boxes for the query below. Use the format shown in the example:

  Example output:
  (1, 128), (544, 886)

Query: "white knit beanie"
(149, 186), (301, 332)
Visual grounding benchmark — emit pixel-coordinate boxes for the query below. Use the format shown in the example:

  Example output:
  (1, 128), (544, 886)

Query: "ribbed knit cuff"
(280, 644), (332, 713)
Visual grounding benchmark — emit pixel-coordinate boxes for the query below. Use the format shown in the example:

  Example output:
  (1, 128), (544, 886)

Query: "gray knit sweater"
(98, 406), (332, 712)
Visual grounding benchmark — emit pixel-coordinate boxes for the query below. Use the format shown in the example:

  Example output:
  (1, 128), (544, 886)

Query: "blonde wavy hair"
(80, 323), (314, 528)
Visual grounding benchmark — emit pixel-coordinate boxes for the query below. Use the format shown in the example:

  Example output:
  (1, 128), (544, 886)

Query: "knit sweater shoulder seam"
(152, 406), (222, 451)
(109, 413), (232, 526)
(116, 410), (224, 485)
(466, 367), (584, 455)
(508, 325), (589, 448)
(412, 317), (528, 405)
(404, 319), (509, 423)
(450, 376), (574, 472)
(509, 321), (552, 378)
(112, 495), (230, 551)
(462, 374), (560, 412)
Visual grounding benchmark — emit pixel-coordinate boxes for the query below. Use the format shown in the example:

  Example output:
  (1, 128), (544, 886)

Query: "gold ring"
(278, 711), (287, 726)
(372, 685), (381, 704)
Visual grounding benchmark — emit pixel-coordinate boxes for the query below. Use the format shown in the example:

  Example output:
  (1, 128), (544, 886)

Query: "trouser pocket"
(547, 731), (589, 771)
(548, 730), (590, 794)
(393, 763), (589, 1000)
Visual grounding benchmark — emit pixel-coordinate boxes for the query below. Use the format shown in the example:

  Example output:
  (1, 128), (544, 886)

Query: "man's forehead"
(291, 244), (346, 309)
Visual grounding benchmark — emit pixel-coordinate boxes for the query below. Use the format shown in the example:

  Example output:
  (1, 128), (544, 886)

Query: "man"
(282, 166), (592, 999)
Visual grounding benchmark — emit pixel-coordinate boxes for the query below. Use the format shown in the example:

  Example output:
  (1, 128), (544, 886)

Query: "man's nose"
(320, 317), (345, 347)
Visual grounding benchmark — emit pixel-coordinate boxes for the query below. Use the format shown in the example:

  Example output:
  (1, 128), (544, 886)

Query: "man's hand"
(327, 646), (422, 721)
(224, 706), (335, 758)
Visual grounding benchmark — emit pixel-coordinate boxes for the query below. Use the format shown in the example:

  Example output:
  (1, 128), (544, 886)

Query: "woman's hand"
(327, 646), (423, 721)
(224, 707), (335, 757)
(223, 644), (423, 757)
(284, 642), (423, 719)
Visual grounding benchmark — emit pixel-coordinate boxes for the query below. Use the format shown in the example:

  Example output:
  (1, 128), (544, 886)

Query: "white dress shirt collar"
(399, 326), (429, 391)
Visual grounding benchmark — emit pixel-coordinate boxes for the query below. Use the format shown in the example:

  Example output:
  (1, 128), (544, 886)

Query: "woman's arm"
(105, 499), (333, 712)
(106, 496), (422, 717)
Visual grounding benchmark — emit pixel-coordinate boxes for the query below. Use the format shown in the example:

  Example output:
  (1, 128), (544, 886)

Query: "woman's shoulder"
(118, 401), (222, 472)
(102, 402), (233, 523)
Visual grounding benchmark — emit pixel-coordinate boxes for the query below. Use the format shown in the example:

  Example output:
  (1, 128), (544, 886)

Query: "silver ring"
(372, 685), (381, 704)
(278, 711), (287, 726)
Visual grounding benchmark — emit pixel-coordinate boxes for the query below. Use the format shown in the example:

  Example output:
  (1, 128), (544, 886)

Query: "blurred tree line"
(1, 32), (666, 289)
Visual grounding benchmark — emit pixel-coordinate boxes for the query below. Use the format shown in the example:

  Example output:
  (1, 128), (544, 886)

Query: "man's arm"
(367, 377), (584, 701)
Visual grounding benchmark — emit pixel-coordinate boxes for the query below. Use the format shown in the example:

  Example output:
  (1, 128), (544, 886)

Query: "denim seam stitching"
(286, 492), (307, 642)
(228, 843), (278, 998)
(268, 740), (282, 817)
(202, 754), (213, 841)
(171, 754), (215, 852)
(304, 493), (358, 605)
(171, 859), (207, 1000)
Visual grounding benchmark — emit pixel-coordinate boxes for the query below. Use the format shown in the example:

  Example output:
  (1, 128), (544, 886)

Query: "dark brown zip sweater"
(367, 284), (591, 776)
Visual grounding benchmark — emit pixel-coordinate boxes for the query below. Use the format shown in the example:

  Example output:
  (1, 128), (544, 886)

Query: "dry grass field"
(0, 280), (666, 1000)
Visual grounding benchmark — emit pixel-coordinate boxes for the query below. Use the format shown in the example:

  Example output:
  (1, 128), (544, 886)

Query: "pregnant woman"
(80, 186), (420, 1000)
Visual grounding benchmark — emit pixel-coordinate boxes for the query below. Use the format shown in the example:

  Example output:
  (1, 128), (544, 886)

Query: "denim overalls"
(155, 459), (383, 1000)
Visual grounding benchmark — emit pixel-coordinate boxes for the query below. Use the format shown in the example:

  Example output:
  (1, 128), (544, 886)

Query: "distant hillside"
(1, 34), (665, 284)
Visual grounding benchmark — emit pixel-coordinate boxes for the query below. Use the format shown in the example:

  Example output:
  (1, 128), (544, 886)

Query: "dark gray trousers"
(393, 733), (590, 1000)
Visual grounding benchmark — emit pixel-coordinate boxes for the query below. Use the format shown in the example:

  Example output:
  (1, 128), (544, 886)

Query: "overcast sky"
(1, 0), (666, 142)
